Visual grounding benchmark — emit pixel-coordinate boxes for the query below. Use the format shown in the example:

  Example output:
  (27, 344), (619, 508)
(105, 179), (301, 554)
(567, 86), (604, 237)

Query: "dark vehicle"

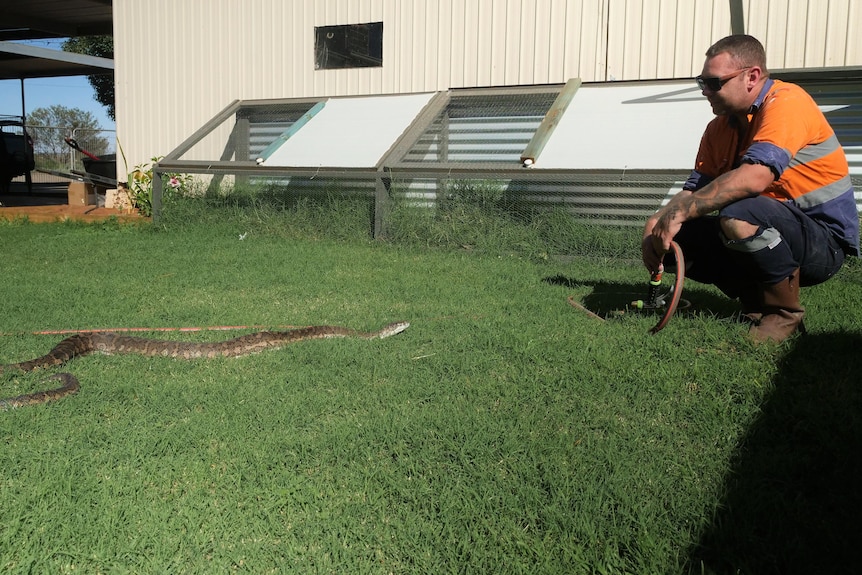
(1, 116), (36, 193)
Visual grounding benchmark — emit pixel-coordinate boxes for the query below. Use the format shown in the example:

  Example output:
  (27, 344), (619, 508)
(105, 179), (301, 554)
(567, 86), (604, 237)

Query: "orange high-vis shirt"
(687, 79), (859, 256)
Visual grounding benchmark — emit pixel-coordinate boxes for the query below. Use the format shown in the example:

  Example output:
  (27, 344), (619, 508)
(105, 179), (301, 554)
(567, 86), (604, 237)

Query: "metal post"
(20, 79), (32, 193)
(70, 127), (77, 170)
(152, 167), (164, 222)
(374, 168), (391, 239)
(19, 79), (25, 119)
(729, 0), (745, 34)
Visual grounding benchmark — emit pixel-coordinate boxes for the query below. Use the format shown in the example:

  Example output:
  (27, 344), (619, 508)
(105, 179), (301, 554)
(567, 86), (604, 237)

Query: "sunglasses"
(695, 67), (751, 92)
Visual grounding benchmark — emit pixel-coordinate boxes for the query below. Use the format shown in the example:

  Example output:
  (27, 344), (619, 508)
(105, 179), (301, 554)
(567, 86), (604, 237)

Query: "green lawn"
(1, 212), (860, 574)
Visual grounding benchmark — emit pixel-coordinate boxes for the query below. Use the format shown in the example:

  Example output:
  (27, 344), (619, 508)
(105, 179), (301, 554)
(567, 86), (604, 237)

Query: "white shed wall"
(114, 0), (862, 172)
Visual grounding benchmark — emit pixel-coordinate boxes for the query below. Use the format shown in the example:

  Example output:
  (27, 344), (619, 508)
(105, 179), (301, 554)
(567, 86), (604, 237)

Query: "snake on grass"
(0, 322), (410, 409)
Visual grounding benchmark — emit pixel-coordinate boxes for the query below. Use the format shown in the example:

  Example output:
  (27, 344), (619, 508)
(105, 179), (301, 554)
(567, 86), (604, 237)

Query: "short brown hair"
(706, 34), (768, 74)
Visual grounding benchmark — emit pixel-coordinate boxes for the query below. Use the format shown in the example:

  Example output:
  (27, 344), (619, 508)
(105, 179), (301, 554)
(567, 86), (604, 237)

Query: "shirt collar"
(749, 78), (775, 114)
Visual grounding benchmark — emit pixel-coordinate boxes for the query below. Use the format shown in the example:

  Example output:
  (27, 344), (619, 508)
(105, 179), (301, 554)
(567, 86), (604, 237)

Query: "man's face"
(699, 51), (752, 116)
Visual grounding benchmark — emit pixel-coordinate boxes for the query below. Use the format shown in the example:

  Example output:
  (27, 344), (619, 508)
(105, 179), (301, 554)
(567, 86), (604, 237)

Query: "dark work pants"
(670, 196), (845, 298)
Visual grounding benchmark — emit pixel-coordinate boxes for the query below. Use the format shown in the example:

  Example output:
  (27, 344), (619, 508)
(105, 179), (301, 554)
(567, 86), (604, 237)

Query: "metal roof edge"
(0, 40), (114, 70)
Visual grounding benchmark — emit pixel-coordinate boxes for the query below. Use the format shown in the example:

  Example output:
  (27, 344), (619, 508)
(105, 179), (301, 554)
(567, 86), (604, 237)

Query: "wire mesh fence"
(151, 79), (862, 258)
(150, 88), (681, 257)
(34, 126), (115, 169)
(17, 126), (116, 184)
(154, 170), (679, 261)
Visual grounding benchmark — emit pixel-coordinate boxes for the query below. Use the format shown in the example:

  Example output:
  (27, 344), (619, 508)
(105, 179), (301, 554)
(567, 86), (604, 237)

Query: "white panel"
(690, 0), (725, 70)
(671, 0), (698, 77)
(409, 0), (423, 91)
(447, 1), (467, 87)
(261, 93), (434, 167)
(504, 0), (523, 84)
(576, 0), (609, 81)
(463, 1), (483, 86)
(544, 0), (567, 82)
(710, 0), (734, 44)
(517, 0), (536, 84)
(621, 0), (644, 79)
(436, 0), (453, 88)
(407, 0), (427, 89)
(605, 0), (723, 81)
(848, 0), (862, 66)
(532, 0), (552, 84)
(558, 0), (578, 78)
(535, 81), (714, 170)
(605, 0), (627, 80)
(743, 0), (862, 69)
(766, 0), (791, 69)
(638, 0), (661, 78)
(653, 0), (676, 77)
(386, 0), (405, 92)
(292, 0), (312, 94)
(423, 0), (441, 89)
(823, 0), (850, 67)
(487, 0), (507, 86)
(785, 1), (809, 67)
(741, 0), (775, 65)
(803, 1), (828, 67)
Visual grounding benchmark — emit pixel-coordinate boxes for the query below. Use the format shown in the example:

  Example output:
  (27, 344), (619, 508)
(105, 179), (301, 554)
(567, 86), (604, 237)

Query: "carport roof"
(0, 1), (112, 41)
(0, 0), (113, 80)
(0, 40), (113, 80)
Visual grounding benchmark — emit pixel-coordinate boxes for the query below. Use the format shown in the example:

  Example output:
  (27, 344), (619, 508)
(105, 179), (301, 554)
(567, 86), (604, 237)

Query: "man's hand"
(641, 217), (665, 272)
(642, 192), (690, 272)
(640, 164), (772, 272)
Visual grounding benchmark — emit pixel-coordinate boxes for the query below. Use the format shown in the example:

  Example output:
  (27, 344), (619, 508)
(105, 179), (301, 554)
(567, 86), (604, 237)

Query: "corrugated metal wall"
(114, 0), (862, 171)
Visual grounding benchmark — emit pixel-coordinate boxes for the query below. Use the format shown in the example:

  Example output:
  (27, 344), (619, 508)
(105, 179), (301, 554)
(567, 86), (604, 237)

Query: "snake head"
(380, 322), (410, 338)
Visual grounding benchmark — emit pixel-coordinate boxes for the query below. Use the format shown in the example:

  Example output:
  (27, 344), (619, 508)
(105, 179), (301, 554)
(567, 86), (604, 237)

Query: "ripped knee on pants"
(720, 225), (782, 253)
(719, 217), (761, 243)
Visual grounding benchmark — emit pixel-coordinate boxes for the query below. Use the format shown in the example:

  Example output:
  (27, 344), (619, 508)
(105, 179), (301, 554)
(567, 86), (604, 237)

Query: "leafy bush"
(127, 157), (193, 217)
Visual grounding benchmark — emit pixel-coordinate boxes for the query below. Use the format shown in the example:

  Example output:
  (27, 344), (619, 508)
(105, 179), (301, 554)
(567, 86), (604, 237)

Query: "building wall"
(114, 0), (862, 172)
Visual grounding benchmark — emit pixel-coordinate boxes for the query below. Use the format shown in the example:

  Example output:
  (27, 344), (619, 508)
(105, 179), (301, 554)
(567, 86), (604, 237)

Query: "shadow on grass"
(543, 274), (738, 319)
(687, 332), (862, 574)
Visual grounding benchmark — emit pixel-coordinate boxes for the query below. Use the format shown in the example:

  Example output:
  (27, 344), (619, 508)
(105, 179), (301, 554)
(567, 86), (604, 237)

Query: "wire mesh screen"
(240, 102), (321, 162)
(400, 92), (559, 164)
(153, 83), (860, 258)
(387, 87), (686, 232)
(151, 90), (690, 258)
(380, 172), (680, 259)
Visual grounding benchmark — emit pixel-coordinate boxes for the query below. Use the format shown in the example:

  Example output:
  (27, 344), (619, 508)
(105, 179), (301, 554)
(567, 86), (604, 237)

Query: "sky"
(0, 38), (115, 131)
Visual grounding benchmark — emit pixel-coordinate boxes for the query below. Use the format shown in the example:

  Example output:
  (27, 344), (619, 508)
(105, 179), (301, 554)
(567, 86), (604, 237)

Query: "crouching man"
(642, 34), (859, 343)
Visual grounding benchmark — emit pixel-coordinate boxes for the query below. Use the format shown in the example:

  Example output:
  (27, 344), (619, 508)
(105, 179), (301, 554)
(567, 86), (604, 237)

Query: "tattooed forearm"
(655, 204), (684, 229)
(687, 187), (734, 216)
(679, 164), (770, 219)
(643, 164), (771, 272)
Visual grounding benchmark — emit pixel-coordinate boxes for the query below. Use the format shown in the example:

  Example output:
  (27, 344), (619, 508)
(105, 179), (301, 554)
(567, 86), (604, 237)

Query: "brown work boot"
(749, 269), (805, 344)
(738, 287), (763, 325)
(741, 311), (763, 325)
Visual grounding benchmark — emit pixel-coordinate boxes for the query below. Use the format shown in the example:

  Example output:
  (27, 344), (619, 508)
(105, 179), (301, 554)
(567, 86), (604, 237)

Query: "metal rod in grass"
(2, 324), (308, 337)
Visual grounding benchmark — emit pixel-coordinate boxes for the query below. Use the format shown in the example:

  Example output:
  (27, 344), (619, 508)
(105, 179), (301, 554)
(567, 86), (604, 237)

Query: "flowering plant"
(127, 156), (192, 217)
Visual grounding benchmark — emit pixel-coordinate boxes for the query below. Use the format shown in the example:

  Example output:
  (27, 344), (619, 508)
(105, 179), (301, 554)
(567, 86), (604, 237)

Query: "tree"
(63, 36), (115, 121)
(27, 105), (109, 171)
